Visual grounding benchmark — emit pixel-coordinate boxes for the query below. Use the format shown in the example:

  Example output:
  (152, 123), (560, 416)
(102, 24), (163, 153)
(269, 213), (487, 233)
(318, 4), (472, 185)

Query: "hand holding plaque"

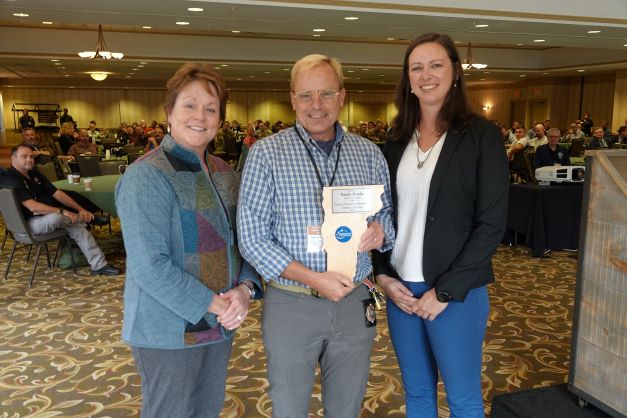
(321, 185), (384, 279)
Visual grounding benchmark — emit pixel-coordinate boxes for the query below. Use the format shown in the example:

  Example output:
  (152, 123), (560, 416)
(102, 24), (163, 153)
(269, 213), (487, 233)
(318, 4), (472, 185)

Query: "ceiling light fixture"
(231, 30), (240, 33)
(587, 30), (601, 34)
(313, 28), (326, 32)
(474, 23), (489, 28)
(142, 26), (152, 29)
(188, 7), (204, 12)
(88, 71), (109, 81)
(12, 13), (29, 17)
(533, 39), (546, 43)
(78, 25), (124, 59)
(461, 43), (487, 70)
(344, 16), (359, 20)
(42, 21), (53, 25)
(578, 69), (585, 72)
(176, 21), (190, 25)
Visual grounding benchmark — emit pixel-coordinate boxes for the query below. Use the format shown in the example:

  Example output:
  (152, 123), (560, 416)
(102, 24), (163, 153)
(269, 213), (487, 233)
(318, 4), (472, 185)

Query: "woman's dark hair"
(391, 33), (475, 142)
(165, 63), (228, 123)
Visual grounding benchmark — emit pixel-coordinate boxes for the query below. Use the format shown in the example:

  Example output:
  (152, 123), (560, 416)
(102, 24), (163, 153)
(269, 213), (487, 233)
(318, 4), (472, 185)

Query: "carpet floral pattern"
(0, 221), (578, 417)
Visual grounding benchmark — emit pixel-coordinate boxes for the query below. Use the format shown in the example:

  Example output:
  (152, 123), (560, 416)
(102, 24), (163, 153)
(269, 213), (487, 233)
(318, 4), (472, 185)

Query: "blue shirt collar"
(294, 121), (344, 145)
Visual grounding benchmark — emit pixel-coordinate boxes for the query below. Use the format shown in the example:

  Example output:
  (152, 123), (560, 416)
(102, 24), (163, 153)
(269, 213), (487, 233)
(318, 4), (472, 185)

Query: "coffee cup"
(73, 174), (81, 184)
(67, 174), (73, 184)
(84, 178), (93, 191)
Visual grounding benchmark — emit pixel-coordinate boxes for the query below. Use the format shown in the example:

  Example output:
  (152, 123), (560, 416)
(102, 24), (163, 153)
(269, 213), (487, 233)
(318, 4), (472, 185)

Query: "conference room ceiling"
(0, 0), (626, 88)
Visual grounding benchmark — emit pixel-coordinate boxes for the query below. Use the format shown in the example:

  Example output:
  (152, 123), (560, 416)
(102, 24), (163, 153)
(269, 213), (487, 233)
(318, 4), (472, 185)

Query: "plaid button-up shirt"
(237, 122), (395, 286)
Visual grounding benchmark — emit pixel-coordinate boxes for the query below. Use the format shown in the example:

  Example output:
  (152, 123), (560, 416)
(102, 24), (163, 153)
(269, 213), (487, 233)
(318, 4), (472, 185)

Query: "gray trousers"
(132, 339), (233, 418)
(27, 213), (106, 270)
(262, 284), (376, 418)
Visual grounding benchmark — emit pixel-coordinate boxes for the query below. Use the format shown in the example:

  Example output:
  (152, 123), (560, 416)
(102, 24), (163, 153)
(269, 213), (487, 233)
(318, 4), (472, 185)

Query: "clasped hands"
(61, 208), (94, 224)
(208, 284), (251, 330)
(376, 275), (448, 321)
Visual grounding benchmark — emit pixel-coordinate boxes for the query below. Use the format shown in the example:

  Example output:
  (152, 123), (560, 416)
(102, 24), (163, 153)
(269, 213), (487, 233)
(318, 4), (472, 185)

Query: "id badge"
(306, 225), (323, 253)
(362, 298), (377, 328)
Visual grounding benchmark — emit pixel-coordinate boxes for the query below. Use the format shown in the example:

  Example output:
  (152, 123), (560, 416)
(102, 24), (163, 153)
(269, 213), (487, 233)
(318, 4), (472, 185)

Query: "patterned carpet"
(0, 220), (579, 417)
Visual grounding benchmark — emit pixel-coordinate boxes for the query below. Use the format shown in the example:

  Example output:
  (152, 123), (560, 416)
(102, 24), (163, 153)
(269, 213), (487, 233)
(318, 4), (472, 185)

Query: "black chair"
(127, 153), (143, 164)
(570, 137), (585, 157)
(98, 160), (127, 175)
(35, 161), (59, 181)
(76, 155), (102, 177)
(0, 188), (75, 286)
(510, 151), (530, 183)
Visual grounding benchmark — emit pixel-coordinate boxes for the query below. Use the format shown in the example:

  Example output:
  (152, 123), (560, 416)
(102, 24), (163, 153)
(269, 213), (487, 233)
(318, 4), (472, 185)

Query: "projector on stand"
(535, 166), (585, 183)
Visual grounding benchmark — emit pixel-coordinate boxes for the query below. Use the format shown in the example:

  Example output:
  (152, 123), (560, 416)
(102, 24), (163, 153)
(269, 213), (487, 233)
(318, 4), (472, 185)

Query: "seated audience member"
(612, 125), (627, 145)
(561, 123), (585, 143)
(535, 128), (571, 168)
(132, 125), (147, 147)
(501, 126), (516, 145)
(543, 119), (551, 131)
(2, 144), (119, 276)
(88, 121), (100, 142)
(358, 121), (369, 139)
(506, 127), (528, 159)
(242, 124), (257, 148)
(507, 124), (547, 159)
(510, 121), (520, 136)
(68, 129), (99, 157)
(601, 121), (612, 137)
(57, 122), (76, 155)
(587, 127), (610, 149)
(527, 121), (539, 139)
(144, 134), (159, 152)
(60, 108), (74, 124)
(255, 122), (273, 139)
(367, 120), (388, 142)
(153, 125), (165, 145)
(20, 128), (51, 164)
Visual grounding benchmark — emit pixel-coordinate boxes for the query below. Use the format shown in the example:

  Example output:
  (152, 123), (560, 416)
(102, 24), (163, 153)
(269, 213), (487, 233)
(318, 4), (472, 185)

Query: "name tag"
(307, 225), (323, 253)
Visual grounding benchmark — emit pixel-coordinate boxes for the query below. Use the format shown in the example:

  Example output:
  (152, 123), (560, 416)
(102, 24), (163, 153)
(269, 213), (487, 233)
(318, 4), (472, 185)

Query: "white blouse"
(390, 131), (447, 282)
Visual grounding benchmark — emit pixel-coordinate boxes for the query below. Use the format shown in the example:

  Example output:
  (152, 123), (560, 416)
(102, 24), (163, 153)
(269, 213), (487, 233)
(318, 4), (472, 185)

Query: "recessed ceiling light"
(132, 68), (138, 70)
(344, 16), (359, 21)
(587, 30), (601, 34)
(64, 74), (71, 77)
(378, 74), (384, 77)
(176, 21), (190, 25)
(533, 39), (546, 43)
(483, 71), (491, 74)
(313, 34), (321, 37)
(231, 30), (240, 33)
(387, 38), (395, 41)
(480, 78), (486, 81)
(215, 66), (221, 69)
(54, 62), (62, 66)
(464, 73), (470, 76)
(221, 64), (228, 67)
(520, 74), (527, 77)
(129, 72), (135, 75)
(126, 76), (132, 79)
(542, 72), (549, 75)
(362, 68), (369, 71)
(516, 43), (524, 46)
(42, 21), (53, 25)
(264, 71), (271, 74)
(474, 24), (489, 28)
(50, 59), (59, 62)
(577, 69), (585, 72)
(188, 7), (204, 12)
(236, 78), (242, 81)
(60, 67), (66, 70)
(313, 28), (326, 32)
(623, 44), (627, 47)
(137, 65), (144, 68)
(142, 26), (152, 29)
(347, 70), (355, 73)
(283, 68), (290, 71)
(140, 61), (148, 64)
(13, 13), (29, 17)
(69, 86), (75, 89)
(249, 75), (255, 78)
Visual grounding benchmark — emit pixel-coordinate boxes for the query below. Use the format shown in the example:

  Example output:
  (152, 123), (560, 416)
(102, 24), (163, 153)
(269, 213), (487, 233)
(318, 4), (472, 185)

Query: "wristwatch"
(239, 280), (255, 299)
(435, 287), (453, 303)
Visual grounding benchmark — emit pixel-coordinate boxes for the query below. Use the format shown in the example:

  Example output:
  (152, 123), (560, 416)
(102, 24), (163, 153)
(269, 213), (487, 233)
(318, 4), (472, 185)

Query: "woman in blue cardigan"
(115, 63), (261, 418)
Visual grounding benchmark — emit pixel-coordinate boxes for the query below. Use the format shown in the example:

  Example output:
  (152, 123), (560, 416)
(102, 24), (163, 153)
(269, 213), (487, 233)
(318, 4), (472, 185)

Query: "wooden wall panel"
(119, 89), (167, 126)
(581, 74), (616, 129)
(612, 70), (627, 132)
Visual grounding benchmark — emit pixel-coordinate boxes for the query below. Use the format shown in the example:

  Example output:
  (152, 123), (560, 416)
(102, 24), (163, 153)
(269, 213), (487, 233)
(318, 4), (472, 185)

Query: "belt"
(268, 278), (377, 298)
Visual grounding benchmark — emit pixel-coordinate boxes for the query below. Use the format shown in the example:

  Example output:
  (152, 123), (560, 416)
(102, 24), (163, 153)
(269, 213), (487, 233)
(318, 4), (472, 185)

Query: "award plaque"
(321, 185), (384, 279)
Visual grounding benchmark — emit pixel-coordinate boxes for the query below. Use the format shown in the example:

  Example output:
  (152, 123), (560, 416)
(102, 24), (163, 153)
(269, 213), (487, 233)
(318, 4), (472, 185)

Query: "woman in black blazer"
(373, 33), (509, 417)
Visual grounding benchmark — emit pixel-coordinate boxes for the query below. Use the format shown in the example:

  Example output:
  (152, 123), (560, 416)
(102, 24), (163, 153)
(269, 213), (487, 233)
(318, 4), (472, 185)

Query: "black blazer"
(373, 117), (509, 301)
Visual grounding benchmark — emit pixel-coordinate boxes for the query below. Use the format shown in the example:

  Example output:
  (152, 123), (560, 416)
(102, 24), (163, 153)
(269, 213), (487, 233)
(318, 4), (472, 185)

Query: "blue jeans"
(387, 281), (489, 418)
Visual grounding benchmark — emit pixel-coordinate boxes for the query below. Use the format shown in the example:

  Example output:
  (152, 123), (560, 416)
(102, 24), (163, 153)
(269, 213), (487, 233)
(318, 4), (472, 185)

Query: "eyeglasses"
(293, 89), (339, 103)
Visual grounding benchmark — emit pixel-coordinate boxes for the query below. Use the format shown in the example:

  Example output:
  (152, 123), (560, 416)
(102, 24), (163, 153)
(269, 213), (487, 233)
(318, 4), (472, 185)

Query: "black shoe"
(91, 264), (120, 276)
(90, 215), (110, 226)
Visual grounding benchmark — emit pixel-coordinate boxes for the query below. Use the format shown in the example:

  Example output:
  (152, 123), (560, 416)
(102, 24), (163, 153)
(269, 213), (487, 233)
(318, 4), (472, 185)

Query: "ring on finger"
(236, 314), (242, 321)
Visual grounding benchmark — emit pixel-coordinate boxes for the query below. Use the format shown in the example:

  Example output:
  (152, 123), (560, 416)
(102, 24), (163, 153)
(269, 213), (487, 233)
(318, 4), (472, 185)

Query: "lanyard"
(293, 125), (342, 189)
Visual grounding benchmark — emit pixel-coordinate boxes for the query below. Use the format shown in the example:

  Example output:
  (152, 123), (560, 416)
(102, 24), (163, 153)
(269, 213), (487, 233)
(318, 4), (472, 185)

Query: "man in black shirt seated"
(535, 128), (571, 168)
(2, 144), (119, 276)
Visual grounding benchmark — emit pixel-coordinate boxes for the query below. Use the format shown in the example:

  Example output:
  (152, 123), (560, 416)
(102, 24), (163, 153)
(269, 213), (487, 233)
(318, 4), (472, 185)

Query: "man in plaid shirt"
(238, 54), (394, 418)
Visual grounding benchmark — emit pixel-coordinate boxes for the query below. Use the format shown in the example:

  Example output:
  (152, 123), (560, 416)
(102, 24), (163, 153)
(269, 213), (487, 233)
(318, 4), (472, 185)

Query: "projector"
(535, 165), (585, 183)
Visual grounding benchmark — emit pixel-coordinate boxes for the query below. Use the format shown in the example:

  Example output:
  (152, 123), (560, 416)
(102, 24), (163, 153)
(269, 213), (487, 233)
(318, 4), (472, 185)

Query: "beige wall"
(2, 72), (623, 144)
